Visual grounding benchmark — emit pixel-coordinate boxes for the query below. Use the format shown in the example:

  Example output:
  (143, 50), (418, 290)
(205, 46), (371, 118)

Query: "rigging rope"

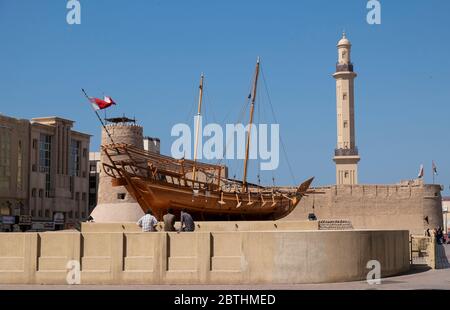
(260, 65), (297, 185)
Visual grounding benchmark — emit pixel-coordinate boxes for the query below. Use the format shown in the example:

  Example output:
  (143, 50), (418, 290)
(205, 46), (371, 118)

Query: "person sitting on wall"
(436, 227), (444, 244)
(178, 209), (195, 232)
(137, 209), (158, 232)
(163, 208), (176, 232)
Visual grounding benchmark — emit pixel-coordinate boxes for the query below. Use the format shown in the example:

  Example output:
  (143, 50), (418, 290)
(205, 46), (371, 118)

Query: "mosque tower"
(333, 32), (360, 185)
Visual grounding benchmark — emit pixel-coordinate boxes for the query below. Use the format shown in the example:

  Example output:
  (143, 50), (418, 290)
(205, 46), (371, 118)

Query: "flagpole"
(432, 161), (435, 185)
(81, 88), (116, 146)
(432, 162), (435, 185)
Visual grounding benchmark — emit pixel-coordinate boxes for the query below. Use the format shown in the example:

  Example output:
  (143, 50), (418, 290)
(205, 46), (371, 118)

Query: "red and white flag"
(89, 96), (116, 110)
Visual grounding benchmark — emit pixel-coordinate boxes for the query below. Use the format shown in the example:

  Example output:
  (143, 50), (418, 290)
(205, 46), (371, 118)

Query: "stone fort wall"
(285, 182), (443, 235)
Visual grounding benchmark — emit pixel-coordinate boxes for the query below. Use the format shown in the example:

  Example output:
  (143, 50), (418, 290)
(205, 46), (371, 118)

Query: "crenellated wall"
(285, 182), (443, 234)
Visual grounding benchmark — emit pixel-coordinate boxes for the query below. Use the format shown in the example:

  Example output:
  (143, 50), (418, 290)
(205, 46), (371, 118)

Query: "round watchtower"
(90, 117), (145, 222)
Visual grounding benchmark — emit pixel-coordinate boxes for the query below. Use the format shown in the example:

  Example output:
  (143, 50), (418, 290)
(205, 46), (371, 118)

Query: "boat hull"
(121, 178), (299, 221)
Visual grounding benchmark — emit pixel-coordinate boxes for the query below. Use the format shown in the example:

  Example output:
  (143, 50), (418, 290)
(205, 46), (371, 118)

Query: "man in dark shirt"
(163, 208), (176, 232)
(179, 209), (195, 232)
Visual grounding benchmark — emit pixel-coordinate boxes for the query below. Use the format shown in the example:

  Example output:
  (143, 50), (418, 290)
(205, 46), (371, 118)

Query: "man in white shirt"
(137, 209), (158, 232)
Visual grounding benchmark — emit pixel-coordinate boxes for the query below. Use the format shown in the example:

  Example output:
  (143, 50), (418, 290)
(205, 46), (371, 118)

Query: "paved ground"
(1, 245), (449, 290)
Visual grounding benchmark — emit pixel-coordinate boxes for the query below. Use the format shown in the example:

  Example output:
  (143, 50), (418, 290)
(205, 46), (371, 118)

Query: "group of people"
(425, 227), (448, 244)
(137, 208), (195, 233)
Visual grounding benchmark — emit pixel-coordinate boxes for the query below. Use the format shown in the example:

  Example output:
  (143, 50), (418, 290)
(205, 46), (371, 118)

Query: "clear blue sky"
(0, 0), (449, 191)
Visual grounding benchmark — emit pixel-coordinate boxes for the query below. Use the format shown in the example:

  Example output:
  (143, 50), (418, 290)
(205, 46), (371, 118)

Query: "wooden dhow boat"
(100, 58), (314, 220)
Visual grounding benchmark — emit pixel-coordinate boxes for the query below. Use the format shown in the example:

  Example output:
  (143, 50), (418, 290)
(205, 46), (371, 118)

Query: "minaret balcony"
(336, 63), (354, 72)
(335, 148), (359, 157)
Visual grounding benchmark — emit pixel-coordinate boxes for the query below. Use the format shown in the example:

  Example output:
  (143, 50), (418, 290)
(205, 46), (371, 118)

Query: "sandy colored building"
(0, 115), (90, 231)
(88, 151), (101, 215)
(0, 116), (29, 221)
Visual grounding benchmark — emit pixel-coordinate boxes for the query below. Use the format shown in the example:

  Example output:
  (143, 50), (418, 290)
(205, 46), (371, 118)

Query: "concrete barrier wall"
(0, 230), (410, 285)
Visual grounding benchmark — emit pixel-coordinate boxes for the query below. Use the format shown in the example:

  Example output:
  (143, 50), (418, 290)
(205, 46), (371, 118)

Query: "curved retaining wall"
(0, 230), (409, 285)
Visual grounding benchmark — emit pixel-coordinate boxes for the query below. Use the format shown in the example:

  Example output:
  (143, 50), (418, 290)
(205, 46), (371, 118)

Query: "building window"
(90, 164), (97, 172)
(343, 93), (347, 101)
(344, 172), (349, 178)
(17, 140), (23, 191)
(38, 210), (42, 217)
(82, 192), (86, 201)
(45, 174), (53, 198)
(32, 139), (38, 149)
(70, 140), (81, 177)
(75, 211), (79, 218)
(69, 176), (74, 194)
(31, 210), (35, 217)
(117, 193), (126, 200)
(83, 148), (87, 158)
(39, 189), (43, 198)
(32, 188), (36, 197)
(39, 134), (52, 173)
(0, 129), (11, 190)
(39, 134), (52, 197)
(45, 210), (50, 218)
(89, 176), (97, 189)
(68, 211), (73, 219)
(32, 164), (37, 172)
(343, 121), (348, 128)
(75, 192), (80, 201)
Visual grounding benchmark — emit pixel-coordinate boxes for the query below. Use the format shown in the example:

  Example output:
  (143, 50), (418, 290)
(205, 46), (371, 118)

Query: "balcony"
(336, 63), (354, 72)
(334, 148), (359, 157)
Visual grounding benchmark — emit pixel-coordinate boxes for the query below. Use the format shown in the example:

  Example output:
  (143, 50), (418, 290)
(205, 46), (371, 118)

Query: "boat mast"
(192, 73), (204, 183)
(242, 57), (260, 192)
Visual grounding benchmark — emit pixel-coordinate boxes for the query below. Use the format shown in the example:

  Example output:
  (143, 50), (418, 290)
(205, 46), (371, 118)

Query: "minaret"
(333, 32), (360, 185)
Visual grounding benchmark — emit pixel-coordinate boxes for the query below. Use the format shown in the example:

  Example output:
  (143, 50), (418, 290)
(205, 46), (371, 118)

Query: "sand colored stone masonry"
(0, 229), (409, 285)
(287, 183), (443, 235)
(92, 124), (145, 222)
